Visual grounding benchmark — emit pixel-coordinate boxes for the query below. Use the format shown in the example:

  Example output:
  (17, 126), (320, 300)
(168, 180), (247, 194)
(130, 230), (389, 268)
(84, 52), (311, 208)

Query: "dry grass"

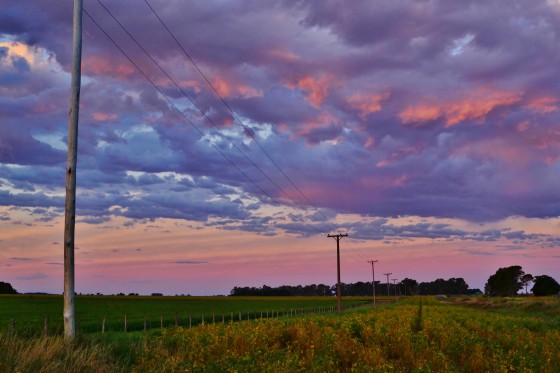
(0, 334), (121, 372)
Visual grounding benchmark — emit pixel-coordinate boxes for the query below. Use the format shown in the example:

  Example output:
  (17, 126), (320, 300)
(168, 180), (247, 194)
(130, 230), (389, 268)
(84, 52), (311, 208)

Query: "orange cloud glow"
(82, 56), (135, 79)
(400, 89), (522, 127)
(287, 75), (333, 107)
(348, 92), (390, 118)
(525, 96), (558, 114)
(210, 77), (262, 99)
(92, 112), (118, 122)
(268, 49), (301, 62)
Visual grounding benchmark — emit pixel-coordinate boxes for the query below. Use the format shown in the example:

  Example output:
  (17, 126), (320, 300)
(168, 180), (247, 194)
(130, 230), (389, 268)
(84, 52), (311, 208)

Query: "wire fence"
(4, 300), (394, 338)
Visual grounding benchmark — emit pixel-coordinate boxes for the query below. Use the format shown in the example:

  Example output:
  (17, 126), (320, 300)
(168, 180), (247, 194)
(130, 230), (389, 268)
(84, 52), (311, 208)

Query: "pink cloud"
(286, 74), (333, 107)
(347, 92), (390, 118)
(400, 88), (522, 126)
(524, 96), (559, 114)
(82, 56), (135, 79)
(92, 112), (118, 122)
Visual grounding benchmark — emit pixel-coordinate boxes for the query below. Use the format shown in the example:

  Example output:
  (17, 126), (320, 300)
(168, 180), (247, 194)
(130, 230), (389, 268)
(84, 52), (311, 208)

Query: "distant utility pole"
(367, 260), (378, 305)
(328, 233), (348, 312)
(392, 279), (398, 297)
(64, 0), (83, 341)
(383, 273), (392, 297)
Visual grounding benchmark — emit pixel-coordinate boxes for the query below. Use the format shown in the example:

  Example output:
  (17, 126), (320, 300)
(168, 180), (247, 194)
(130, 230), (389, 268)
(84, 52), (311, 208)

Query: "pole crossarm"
(383, 272), (392, 297)
(327, 233), (348, 312)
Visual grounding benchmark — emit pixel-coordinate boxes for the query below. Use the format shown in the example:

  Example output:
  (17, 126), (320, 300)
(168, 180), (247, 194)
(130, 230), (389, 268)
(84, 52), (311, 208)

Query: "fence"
(4, 300), (391, 338)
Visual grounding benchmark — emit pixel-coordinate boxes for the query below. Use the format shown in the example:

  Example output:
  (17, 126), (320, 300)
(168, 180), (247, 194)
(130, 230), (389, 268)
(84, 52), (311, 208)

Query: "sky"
(1, 0), (559, 295)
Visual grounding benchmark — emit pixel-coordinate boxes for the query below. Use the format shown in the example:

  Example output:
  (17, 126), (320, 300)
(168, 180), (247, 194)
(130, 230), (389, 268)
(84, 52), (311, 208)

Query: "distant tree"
(0, 281), (17, 294)
(400, 278), (418, 295)
(417, 278), (470, 295)
(521, 274), (534, 295)
(531, 275), (560, 296)
(484, 266), (525, 296)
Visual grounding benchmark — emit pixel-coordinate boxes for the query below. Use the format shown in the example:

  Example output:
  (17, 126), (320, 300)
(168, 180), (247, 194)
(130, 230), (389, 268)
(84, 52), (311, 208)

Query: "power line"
(143, 0), (340, 232)
(82, 8), (280, 209)
(93, 0), (329, 236)
(83, 6), (329, 237)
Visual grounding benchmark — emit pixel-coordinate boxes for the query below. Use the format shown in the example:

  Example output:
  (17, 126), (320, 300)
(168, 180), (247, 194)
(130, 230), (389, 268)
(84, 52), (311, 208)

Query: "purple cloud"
(1, 0), (560, 241)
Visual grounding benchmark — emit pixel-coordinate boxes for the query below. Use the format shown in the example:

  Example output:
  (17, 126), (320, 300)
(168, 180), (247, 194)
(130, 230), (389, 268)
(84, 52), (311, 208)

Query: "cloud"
(16, 272), (48, 280)
(2, 0), (560, 239)
(173, 260), (209, 265)
(10, 257), (35, 261)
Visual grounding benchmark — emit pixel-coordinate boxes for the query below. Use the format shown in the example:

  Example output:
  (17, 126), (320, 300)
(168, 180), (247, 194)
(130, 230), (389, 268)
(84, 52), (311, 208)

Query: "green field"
(0, 294), (375, 335)
(1, 295), (559, 372)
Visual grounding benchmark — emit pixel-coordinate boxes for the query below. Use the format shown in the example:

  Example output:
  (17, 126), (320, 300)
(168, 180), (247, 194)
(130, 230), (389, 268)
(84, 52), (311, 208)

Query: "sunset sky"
(1, 0), (559, 295)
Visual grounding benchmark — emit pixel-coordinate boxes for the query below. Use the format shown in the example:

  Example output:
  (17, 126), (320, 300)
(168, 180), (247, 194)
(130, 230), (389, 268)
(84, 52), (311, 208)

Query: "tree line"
(229, 277), (482, 297)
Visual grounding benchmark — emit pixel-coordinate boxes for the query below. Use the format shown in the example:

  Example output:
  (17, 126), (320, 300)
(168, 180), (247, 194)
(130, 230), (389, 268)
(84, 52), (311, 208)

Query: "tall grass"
(2, 297), (558, 372)
(0, 334), (121, 372)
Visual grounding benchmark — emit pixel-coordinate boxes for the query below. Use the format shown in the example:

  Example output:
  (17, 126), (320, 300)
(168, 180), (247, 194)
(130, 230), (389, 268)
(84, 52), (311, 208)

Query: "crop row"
(136, 298), (560, 372)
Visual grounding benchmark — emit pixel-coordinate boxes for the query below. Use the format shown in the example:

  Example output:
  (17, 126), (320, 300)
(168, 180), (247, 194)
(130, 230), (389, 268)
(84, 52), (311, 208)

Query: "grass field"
(1, 295), (559, 372)
(0, 294), (375, 335)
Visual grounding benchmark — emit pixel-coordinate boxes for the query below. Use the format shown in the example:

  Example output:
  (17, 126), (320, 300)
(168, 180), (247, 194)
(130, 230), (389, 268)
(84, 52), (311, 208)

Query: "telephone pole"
(328, 233), (348, 312)
(392, 278), (398, 297)
(383, 272), (392, 297)
(367, 260), (378, 305)
(64, 0), (83, 341)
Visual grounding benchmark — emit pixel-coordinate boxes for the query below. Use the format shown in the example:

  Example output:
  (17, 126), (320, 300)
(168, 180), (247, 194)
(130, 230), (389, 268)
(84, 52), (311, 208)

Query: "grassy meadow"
(1, 295), (559, 372)
(0, 294), (373, 335)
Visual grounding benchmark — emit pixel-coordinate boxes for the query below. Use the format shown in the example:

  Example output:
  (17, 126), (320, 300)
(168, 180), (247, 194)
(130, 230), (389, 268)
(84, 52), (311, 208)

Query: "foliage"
(0, 282), (17, 295)
(532, 275), (560, 296)
(485, 265), (525, 296)
(231, 278), (477, 297)
(521, 274), (534, 295)
(399, 278), (418, 295)
(136, 297), (560, 372)
(0, 334), (124, 372)
(2, 297), (560, 372)
(416, 277), (470, 295)
(230, 282), (381, 296)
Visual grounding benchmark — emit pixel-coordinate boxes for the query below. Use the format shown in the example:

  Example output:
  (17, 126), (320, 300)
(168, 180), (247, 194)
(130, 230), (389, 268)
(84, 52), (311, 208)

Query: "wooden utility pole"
(327, 233), (348, 312)
(367, 260), (378, 305)
(383, 272), (392, 297)
(392, 278), (398, 297)
(64, 0), (83, 341)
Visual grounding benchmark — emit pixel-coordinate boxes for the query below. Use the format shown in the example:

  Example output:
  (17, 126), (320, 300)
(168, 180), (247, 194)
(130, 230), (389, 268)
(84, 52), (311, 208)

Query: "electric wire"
(94, 0), (330, 235)
(82, 6), (327, 237)
(143, 0), (342, 234)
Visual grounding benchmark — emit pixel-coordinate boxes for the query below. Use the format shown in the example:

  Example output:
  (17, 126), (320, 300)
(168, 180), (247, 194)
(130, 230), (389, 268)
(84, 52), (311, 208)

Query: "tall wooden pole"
(327, 233), (348, 312)
(64, 0), (83, 341)
(367, 260), (378, 305)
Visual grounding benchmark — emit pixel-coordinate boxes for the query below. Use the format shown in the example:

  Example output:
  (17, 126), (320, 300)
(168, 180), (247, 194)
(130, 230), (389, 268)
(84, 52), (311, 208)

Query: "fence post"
(239, 311), (241, 321)
(222, 314), (225, 324)
(175, 312), (178, 327)
(10, 318), (15, 338)
(144, 315), (147, 332)
(230, 312), (233, 324)
(202, 313), (205, 325)
(44, 315), (49, 337)
(102, 316), (105, 333)
(160, 314), (163, 331)
(124, 314), (127, 333)
(212, 314), (215, 323)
